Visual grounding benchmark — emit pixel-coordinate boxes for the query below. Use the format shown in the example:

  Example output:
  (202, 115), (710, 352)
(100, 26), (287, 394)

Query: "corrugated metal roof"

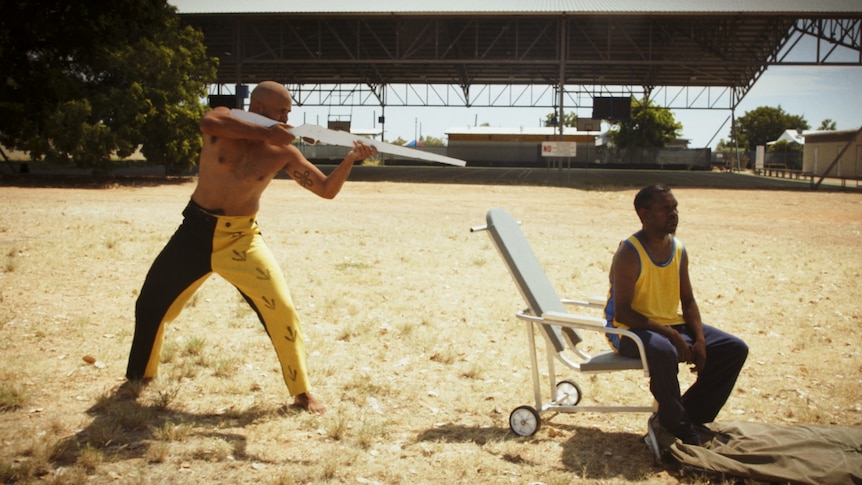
(803, 128), (862, 142)
(170, 0), (862, 15)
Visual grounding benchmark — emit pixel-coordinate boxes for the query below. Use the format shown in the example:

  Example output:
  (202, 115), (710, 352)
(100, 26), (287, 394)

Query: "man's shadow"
(50, 381), (308, 467)
(415, 421), (658, 480)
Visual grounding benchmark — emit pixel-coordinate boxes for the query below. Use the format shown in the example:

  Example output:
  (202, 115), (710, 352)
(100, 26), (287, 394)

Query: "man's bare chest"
(213, 140), (284, 182)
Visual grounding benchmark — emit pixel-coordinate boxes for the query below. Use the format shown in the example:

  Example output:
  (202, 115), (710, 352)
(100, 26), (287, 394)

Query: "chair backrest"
(486, 207), (575, 353)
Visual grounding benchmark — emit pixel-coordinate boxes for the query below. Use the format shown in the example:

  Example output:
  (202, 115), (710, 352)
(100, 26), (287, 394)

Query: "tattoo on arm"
(293, 169), (313, 188)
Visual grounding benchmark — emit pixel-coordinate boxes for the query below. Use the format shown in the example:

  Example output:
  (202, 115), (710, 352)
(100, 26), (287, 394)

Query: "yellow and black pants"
(126, 199), (309, 395)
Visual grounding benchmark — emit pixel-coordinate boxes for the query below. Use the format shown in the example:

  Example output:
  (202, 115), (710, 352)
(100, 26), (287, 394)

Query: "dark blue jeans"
(618, 324), (748, 435)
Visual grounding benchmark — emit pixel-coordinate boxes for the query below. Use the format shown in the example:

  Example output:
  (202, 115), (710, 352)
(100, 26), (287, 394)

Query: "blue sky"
(674, 65), (862, 147)
(291, 65), (861, 148)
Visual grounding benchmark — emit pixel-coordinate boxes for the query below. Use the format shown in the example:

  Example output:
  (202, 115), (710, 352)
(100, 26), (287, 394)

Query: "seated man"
(604, 184), (748, 445)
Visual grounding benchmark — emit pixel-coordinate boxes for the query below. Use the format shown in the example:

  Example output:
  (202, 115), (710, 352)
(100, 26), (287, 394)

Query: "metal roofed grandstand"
(171, 0), (862, 119)
(172, 0), (862, 15)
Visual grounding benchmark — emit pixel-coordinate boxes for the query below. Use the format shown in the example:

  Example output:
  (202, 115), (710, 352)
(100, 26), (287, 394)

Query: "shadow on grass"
(49, 381), (308, 468)
(558, 425), (661, 481)
(414, 423), (511, 446)
(415, 422), (663, 482)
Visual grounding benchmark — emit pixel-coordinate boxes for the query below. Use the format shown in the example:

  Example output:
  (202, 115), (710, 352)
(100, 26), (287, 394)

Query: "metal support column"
(558, 16), (567, 140)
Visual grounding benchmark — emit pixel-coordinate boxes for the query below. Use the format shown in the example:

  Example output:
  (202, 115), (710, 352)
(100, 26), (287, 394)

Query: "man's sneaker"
(678, 425), (702, 446)
(662, 419), (702, 446)
(644, 414), (662, 462)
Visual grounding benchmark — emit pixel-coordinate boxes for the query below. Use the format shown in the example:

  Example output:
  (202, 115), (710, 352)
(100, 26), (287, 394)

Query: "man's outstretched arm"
(283, 140), (377, 200)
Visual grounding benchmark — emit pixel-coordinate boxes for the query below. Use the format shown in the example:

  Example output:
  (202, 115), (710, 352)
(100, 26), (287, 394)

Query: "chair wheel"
(509, 405), (540, 436)
(556, 380), (582, 406)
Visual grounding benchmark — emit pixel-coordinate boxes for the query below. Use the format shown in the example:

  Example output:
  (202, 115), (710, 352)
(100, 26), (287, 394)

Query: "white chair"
(473, 207), (659, 458)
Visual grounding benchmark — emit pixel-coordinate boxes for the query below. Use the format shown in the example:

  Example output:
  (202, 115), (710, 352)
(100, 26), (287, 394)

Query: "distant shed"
(445, 126), (599, 166)
(802, 128), (862, 179)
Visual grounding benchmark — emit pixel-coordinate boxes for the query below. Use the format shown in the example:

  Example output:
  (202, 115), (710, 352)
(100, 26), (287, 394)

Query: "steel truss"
(192, 14), (861, 111)
(274, 83), (739, 111)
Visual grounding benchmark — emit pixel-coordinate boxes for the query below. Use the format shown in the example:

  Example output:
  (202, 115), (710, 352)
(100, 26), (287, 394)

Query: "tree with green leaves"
(767, 139), (804, 169)
(0, 1), (216, 175)
(607, 97), (682, 149)
(419, 135), (445, 147)
(818, 119), (837, 131)
(544, 111), (578, 127)
(730, 106), (809, 151)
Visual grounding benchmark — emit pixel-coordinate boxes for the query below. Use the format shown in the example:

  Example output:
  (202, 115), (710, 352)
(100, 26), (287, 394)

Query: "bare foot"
(293, 392), (327, 415)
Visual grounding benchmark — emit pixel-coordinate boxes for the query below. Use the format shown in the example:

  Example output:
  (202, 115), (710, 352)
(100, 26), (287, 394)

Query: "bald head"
(251, 81), (289, 104)
(249, 81), (292, 123)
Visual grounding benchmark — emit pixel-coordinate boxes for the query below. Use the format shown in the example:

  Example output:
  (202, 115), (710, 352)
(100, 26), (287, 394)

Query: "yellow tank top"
(613, 234), (686, 329)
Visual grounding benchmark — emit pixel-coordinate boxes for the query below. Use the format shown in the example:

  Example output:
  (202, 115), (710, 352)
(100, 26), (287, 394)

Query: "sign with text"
(541, 142), (577, 157)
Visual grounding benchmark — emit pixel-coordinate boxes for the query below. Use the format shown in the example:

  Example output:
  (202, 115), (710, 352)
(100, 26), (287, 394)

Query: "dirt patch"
(0, 177), (860, 484)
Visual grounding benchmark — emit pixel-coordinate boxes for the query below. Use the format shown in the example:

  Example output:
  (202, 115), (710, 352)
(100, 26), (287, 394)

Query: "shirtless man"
(126, 81), (377, 414)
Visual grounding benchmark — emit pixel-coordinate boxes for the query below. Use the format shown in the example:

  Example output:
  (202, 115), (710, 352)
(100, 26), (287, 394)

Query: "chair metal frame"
(473, 207), (658, 452)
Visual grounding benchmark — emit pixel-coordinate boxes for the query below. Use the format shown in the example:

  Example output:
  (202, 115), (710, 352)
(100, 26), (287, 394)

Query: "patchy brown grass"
(0, 177), (860, 484)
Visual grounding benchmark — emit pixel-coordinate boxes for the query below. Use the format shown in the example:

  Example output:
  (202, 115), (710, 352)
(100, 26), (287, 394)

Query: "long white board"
(229, 109), (466, 167)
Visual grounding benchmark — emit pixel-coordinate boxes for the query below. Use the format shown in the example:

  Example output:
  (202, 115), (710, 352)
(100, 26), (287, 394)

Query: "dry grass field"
(0, 173), (860, 484)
